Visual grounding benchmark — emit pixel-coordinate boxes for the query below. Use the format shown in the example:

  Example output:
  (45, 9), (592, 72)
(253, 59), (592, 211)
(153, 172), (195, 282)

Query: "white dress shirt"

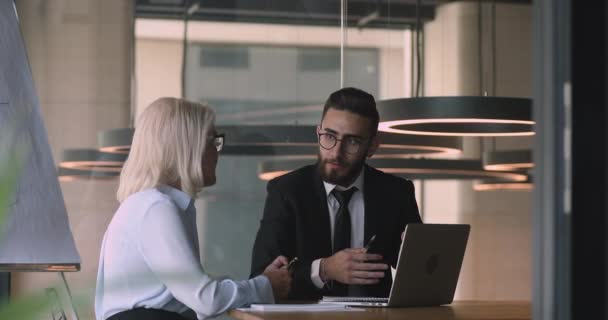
(95, 185), (274, 320)
(310, 170), (365, 288)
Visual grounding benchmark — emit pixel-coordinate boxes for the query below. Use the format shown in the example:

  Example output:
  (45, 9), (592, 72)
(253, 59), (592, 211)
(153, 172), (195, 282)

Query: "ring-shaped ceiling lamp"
(219, 125), (462, 158)
(59, 149), (127, 172)
(57, 167), (120, 182)
(258, 158), (528, 181)
(377, 96), (534, 137)
(98, 128), (134, 154)
(483, 150), (533, 171)
(474, 176), (533, 191)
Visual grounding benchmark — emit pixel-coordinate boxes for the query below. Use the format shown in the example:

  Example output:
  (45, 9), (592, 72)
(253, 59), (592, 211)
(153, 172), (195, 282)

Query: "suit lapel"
(313, 166), (333, 257)
(363, 165), (380, 246)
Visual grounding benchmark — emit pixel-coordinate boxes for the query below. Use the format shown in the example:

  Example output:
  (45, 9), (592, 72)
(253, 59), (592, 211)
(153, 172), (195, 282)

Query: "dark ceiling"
(134, 0), (448, 29)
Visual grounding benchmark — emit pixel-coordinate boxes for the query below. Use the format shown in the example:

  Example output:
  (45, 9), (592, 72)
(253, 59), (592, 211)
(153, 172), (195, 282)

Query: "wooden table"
(229, 301), (531, 320)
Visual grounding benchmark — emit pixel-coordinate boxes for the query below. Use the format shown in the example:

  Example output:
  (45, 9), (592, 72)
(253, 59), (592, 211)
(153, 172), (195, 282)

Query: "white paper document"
(237, 303), (363, 312)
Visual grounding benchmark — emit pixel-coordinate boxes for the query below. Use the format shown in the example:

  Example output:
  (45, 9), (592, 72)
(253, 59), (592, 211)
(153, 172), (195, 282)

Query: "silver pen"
(365, 234), (377, 250)
(287, 257), (298, 271)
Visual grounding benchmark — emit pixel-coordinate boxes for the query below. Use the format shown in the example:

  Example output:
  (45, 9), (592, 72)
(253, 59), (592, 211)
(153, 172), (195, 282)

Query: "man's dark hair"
(321, 87), (379, 136)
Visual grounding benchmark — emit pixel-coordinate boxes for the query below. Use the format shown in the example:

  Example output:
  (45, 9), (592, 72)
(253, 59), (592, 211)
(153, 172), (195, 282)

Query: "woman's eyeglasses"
(210, 133), (225, 152)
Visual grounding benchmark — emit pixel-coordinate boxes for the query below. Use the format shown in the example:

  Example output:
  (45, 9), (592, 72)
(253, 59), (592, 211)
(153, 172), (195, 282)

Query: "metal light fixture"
(57, 149), (126, 180)
(378, 0), (534, 137)
(378, 96), (534, 136)
(221, 125), (462, 157)
(57, 129), (131, 180)
(474, 176), (533, 191)
(483, 149), (533, 171)
(59, 149), (127, 172)
(96, 125), (462, 158)
(258, 158), (527, 181)
(220, 125), (315, 157)
(98, 128), (134, 154)
(57, 168), (120, 182)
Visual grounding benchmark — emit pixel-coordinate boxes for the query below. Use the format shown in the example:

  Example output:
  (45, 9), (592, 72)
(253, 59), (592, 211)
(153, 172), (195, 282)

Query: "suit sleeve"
(250, 180), (291, 278)
(404, 180), (422, 224)
(250, 180), (323, 300)
(389, 180), (422, 268)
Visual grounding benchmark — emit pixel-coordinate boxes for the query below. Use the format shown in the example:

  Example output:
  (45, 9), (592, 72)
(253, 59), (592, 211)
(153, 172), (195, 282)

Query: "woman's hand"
(262, 256), (292, 301)
(265, 255), (289, 270)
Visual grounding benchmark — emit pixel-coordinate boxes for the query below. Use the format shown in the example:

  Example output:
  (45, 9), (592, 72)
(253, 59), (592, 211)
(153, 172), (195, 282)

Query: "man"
(250, 87), (421, 299)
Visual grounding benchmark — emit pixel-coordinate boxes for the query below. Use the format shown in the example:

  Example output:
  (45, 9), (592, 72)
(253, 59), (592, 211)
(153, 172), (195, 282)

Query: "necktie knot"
(331, 187), (358, 209)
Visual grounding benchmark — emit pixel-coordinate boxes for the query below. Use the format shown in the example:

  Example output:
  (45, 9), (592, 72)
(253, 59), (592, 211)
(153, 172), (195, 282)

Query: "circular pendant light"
(219, 125), (315, 157)
(483, 149), (533, 171)
(59, 149), (127, 172)
(377, 1), (535, 138)
(57, 167), (120, 182)
(377, 96), (534, 137)
(96, 125), (463, 158)
(98, 128), (134, 154)
(474, 176), (533, 191)
(220, 125), (462, 157)
(258, 158), (528, 181)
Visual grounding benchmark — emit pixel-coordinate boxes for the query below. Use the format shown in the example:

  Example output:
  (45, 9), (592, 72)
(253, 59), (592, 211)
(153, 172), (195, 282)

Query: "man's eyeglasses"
(210, 133), (225, 152)
(318, 133), (367, 154)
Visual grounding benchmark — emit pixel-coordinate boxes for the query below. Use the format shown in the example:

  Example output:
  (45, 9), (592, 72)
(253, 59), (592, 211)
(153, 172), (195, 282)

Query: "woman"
(95, 97), (291, 320)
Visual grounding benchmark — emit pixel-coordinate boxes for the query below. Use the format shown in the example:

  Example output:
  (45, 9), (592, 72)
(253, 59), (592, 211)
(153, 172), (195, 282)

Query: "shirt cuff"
(251, 275), (276, 304)
(310, 259), (326, 289)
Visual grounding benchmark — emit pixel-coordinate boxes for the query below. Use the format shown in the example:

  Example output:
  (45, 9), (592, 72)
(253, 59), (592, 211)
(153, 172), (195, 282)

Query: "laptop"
(320, 223), (470, 307)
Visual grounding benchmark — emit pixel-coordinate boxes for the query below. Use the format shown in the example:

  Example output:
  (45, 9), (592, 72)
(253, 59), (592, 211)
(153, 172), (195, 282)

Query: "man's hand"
(263, 256), (292, 301)
(265, 255), (289, 270)
(321, 248), (388, 285)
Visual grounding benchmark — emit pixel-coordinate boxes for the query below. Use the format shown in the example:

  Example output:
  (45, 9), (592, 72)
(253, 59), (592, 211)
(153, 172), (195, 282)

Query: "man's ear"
(316, 125), (321, 135)
(367, 135), (380, 158)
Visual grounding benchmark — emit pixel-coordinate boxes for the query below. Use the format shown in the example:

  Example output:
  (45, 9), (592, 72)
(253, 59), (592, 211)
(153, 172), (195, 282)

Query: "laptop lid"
(388, 223), (470, 307)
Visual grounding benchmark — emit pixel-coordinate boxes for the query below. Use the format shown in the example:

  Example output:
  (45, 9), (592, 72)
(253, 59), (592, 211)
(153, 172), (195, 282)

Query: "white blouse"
(95, 185), (274, 320)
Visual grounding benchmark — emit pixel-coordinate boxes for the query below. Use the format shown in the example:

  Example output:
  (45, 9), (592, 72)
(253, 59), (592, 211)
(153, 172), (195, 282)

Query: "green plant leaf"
(0, 153), (22, 237)
(0, 292), (51, 320)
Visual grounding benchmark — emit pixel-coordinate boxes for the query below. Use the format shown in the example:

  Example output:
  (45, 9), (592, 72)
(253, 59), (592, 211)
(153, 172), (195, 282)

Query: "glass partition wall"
(6, 2), (536, 319)
(135, 2), (534, 304)
(136, 3), (411, 281)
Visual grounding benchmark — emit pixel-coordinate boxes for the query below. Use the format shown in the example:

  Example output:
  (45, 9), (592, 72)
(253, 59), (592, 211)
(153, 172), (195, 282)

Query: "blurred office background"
(6, 0), (567, 319)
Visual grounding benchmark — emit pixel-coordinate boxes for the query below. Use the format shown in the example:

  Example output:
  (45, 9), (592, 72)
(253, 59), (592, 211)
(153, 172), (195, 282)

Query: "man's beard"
(317, 153), (366, 187)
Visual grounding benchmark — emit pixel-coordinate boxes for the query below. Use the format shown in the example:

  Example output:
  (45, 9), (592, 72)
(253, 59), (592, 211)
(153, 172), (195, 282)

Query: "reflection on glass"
(137, 12), (409, 285)
(186, 44), (379, 126)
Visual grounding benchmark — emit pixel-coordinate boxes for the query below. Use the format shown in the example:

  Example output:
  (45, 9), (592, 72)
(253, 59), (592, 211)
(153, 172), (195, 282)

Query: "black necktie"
(332, 187), (358, 253)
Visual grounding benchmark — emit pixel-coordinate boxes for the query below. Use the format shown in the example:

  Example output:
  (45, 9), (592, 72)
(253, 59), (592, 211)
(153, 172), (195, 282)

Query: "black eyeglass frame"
(317, 132), (370, 154)
(211, 133), (225, 152)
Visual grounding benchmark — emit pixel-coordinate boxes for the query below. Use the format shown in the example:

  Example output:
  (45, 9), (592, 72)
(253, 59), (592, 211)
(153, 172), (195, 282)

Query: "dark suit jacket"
(250, 164), (421, 300)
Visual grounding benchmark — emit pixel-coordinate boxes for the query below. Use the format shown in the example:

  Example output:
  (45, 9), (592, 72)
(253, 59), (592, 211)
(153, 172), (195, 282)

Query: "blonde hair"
(117, 97), (215, 202)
